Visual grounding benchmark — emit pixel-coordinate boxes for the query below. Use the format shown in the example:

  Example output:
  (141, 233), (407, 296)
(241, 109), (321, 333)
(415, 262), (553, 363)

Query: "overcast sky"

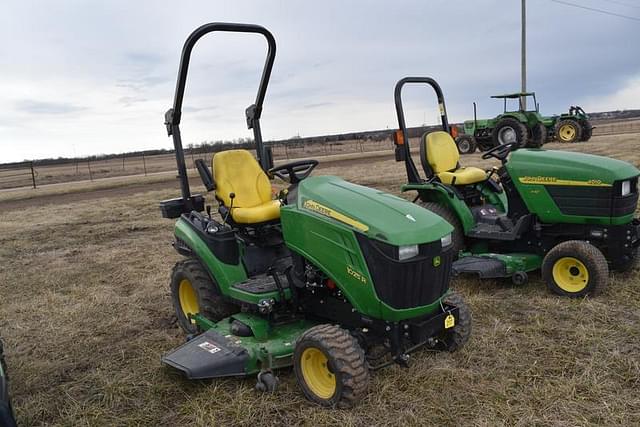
(1, 0), (639, 162)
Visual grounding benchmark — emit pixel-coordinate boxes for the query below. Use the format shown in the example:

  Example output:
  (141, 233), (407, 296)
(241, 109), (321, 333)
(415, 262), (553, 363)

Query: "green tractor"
(455, 92), (549, 154)
(547, 105), (594, 144)
(0, 338), (17, 427)
(159, 23), (471, 408)
(394, 77), (640, 297)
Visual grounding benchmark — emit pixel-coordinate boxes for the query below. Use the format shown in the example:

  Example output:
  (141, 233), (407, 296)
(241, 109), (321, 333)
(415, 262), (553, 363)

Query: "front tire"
(581, 121), (593, 141)
(294, 324), (369, 408)
(170, 259), (238, 334)
(529, 123), (547, 148)
(417, 201), (464, 258)
(438, 291), (472, 352)
(492, 117), (528, 147)
(555, 119), (582, 143)
(455, 134), (477, 154)
(542, 240), (608, 297)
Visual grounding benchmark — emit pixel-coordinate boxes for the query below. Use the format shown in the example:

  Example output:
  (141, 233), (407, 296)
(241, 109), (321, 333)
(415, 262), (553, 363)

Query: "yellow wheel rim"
(178, 279), (199, 323)
(552, 257), (589, 293)
(558, 124), (576, 142)
(300, 348), (336, 399)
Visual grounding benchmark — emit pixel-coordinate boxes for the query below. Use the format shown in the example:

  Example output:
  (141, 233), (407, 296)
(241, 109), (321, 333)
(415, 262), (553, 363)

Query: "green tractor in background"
(0, 338), (17, 427)
(454, 92), (548, 154)
(547, 105), (594, 143)
(394, 77), (640, 297)
(159, 23), (471, 408)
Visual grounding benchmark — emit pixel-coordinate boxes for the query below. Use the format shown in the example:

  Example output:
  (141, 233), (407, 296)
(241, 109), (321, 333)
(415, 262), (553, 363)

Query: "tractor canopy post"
(393, 76), (450, 184)
(165, 22), (277, 209)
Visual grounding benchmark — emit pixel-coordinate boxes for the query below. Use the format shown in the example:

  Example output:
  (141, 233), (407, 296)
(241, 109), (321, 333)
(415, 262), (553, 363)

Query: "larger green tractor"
(159, 23), (471, 408)
(455, 92), (548, 154)
(394, 77), (640, 298)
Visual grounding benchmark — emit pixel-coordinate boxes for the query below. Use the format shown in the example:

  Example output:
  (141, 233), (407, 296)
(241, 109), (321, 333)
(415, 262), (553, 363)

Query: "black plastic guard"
(162, 330), (249, 379)
(452, 256), (507, 279)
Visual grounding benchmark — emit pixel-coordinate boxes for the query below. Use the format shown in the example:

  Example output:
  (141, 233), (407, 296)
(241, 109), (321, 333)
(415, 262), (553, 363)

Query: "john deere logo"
(433, 256), (441, 267)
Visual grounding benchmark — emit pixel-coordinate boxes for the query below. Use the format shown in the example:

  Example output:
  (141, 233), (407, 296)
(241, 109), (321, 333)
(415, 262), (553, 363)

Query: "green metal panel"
(507, 149), (640, 225)
(194, 313), (317, 374)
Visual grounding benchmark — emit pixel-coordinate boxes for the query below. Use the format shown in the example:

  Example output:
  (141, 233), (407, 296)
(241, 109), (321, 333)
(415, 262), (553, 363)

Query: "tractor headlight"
(398, 244), (419, 261)
(621, 180), (631, 196)
(441, 233), (452, 248)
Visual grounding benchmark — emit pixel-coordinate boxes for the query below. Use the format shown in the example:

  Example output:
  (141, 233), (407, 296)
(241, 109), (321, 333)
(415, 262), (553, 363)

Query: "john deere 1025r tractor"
(394, 77), (640, 298)
(159, 24), (471, 408)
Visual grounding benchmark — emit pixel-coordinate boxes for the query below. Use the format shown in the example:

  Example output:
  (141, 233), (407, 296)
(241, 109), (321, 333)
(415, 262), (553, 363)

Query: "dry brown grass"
(1, 133), (640, 425)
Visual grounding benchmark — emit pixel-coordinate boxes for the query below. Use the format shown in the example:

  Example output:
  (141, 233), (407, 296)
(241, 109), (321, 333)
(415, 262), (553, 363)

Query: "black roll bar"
(393, 77), (450, 184)
(164, 22), (276, 209)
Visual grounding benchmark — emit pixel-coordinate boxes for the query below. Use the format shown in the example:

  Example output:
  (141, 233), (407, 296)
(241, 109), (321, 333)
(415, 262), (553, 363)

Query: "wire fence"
(0, 137), (394, 191)
(1, 118), (637, 191)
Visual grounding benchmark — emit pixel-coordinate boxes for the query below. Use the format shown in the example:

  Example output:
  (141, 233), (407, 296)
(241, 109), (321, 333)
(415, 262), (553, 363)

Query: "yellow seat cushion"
(231, 200), (281, 224)
(423, 131), (487, 185)
(213, 149), (280, 224)
(437, 167), (487, 185)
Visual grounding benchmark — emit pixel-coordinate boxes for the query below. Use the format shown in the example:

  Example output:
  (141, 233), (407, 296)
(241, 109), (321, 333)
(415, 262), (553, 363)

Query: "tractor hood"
(293, 175), (452, 246)
(508, 149), (640, 185)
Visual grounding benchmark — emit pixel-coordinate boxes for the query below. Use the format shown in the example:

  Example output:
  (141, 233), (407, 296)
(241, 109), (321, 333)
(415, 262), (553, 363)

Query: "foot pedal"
(452, 256), (507, 279)
(162, 329), (249, 379)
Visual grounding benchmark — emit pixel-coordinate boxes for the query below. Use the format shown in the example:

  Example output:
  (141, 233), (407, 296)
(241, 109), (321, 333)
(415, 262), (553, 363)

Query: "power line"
(599, 0), (640, 10)
(550, 0), (640, 21)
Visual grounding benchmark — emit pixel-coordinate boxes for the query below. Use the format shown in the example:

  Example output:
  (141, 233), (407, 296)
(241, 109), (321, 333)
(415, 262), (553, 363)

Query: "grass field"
(1, 134), (640, 426)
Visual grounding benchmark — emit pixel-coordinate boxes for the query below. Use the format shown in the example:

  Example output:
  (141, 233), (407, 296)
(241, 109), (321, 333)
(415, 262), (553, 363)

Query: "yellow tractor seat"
(212, 149), (281, 224)
(420, 131), (487, 185)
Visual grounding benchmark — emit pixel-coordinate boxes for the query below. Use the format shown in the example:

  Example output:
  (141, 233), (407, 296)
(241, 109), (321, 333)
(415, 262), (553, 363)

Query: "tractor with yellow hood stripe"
(393, 77), (640, 297)
(158, 24), (471, 408)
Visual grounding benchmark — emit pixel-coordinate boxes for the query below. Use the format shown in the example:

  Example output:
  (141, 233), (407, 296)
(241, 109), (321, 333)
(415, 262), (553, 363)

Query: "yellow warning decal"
(303, 200), (369, 232)
(518, 176), (611, 187)
(444, 314), (455, 329)
(438, 103), (446, 115)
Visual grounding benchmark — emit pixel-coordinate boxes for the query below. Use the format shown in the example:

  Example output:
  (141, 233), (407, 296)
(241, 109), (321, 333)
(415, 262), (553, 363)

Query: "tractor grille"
(355, 234), (452, 310)
(546, 177), (638, 218)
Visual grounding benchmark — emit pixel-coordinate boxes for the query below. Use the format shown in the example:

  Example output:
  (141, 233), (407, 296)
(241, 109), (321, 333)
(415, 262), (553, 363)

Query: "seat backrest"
(422, 131), (459, 174)
(213, 150), (272, 208)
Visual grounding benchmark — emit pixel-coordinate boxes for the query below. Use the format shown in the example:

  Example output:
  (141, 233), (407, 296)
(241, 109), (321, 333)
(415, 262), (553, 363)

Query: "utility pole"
(521, 0), (527, 111)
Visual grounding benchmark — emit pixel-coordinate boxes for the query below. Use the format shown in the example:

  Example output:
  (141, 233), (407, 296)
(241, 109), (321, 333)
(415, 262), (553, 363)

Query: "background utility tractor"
(547, 105), (594, 143)
(394, 77), (640, 298)
(159, 23), (471, 408)
(455, 92), (548, 154)
(0, 338), (17, 427)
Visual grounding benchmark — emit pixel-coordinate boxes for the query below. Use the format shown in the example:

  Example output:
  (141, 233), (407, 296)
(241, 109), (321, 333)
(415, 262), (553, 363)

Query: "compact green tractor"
(0, 338), (17, 427)
(455, 92), (548, 154)
(547, 105), (594, 143)
(394, 77), (640, 297)
(159, 23), (471, 408)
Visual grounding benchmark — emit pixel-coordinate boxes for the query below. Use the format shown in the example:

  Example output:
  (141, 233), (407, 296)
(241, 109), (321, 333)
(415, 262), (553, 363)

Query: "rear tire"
(529, 123), (547, 148)
(492, 117), (528, 147)
(455, 134), (477, 154)
(170, 259), (239, 334)
(417, 201), (464, 258)
(555, 119), (582, 143)
(294, 324), (369, 408)
(439, 291), (472, 352)
(542, 240), (608, 297)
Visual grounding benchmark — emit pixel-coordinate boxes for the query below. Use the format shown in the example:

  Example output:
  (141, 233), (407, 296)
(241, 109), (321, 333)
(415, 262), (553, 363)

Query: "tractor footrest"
(232, 274), (289, 294)
(162, 329), (249, 379)
(452, 256), (507, 279)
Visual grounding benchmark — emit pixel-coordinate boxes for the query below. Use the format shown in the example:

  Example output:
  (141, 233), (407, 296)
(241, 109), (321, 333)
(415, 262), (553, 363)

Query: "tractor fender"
(401, 183), (475, 233)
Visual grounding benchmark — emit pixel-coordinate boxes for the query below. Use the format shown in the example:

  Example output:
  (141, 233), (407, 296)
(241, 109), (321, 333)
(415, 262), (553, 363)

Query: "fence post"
(88, 159), (93, 181)
(122, 153), (125, 170)
(30, 161), (36, 189)
(142, 152), (147, 176)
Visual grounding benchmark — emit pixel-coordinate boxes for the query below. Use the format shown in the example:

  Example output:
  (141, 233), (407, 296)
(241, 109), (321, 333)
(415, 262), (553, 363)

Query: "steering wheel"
(268, 159), (319, 184)
(482, 142), (518, 162)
